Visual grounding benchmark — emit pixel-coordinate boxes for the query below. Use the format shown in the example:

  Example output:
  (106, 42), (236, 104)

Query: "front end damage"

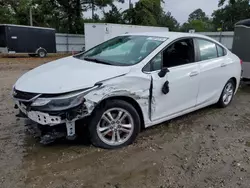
(13, 72), (153, 145)
(13, 87), (97, 144)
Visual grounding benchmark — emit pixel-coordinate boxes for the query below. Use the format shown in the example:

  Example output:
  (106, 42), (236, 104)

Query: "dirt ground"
(0, 55), (250, 188)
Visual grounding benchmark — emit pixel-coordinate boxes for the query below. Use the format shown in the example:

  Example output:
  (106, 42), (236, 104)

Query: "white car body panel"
(14, 56), (131, 93)
(13, 32), (242, 130)
(197, 53), (241, 106)
(150, 62), (200, 121)
(84, 70), (152, 125)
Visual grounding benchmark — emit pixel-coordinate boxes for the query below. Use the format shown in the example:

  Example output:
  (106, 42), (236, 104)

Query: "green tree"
(190, 20), (208, 32)
(158, 11), (179, 31)
(212, 0), (250, 31)
(219, 0), (236, 6)
(0, 0), (32, 25)
(0, 0), (124, 33)
(123, 0), (162, 26)
(181, 9), (214, 32)
(0, 4), (16, 24)
(103, 4), (123, 23)
(188, 8), (209, 22)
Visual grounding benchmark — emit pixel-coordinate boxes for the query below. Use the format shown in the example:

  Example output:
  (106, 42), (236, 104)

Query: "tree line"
(1, 0), (250, 34)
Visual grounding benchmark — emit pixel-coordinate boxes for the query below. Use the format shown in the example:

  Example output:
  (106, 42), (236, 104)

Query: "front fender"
(83, 74), (152, 125)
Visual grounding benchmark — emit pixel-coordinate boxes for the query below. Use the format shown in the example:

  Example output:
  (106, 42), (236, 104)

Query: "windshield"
(74, 35), (167, 66)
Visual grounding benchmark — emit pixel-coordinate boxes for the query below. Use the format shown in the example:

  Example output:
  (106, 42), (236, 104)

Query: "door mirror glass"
(158, 67), (169, 78)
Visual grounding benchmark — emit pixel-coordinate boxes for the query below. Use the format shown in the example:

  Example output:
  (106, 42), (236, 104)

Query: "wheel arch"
(219, 77), (237, 97)
(230, 77), (237, 87)
(36, 47), (47, 54)
(94, 96), (145, 130)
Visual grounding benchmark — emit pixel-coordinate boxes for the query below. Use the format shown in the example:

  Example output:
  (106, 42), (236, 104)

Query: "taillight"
(240, 59), (243, 65)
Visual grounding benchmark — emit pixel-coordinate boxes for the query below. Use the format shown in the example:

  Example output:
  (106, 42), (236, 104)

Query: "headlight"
(31, 98), (51, 106)
(31, 92), (86, 111)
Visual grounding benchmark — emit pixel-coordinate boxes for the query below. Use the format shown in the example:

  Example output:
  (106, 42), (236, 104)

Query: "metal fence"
(198, 32), (234, 50)
(56, 33), (85, 53)
(55, 32), (235, 53)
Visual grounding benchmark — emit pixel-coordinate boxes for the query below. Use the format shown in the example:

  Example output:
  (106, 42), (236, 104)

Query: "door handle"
(221, 63), (227, 67)
(189, 71), (199, 77)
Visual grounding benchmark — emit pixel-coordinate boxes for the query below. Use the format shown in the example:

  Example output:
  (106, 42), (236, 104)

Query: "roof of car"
(123, 31), (211, 40)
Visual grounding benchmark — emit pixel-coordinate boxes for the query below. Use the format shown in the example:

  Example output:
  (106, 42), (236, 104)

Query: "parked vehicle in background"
(84, 23), (169, 50)
(12, 32), (241, 149)
(0, 24), (56, 58)
(232, 19), (250, 79)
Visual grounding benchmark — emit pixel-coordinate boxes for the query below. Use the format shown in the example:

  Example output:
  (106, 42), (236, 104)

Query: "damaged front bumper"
(12, 88), (96, 143)
(15, 100), (89, 143)
(16, 102), (63, 125)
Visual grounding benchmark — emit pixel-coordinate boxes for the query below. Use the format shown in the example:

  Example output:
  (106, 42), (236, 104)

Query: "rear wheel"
(37, 49), (47, 58)
(217, 79), (236, 108)
(88, 100), (141, 149)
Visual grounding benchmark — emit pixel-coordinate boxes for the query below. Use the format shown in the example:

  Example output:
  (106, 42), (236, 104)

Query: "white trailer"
(84, 23), (169, 50)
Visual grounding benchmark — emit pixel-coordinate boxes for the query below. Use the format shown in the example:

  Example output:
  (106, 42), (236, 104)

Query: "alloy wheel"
(222, 82), (234, 105)
(96, 108), (134, 146)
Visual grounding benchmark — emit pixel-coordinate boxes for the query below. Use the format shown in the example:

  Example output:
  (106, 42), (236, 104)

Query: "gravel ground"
(0, 56), (250, 188)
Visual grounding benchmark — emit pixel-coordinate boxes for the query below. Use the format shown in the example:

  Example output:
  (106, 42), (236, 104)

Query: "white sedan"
(13, 32), (242, 149)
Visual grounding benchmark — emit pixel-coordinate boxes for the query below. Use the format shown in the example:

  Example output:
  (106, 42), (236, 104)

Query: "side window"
(217, 45), (225, 57)
(162, 38), (195, 68)
(197, 39), (217, 61)
(143, 38), (195, 71)
(143, 53), (162, 72)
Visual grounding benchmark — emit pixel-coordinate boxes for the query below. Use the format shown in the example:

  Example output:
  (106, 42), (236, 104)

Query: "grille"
(14, 89), (39, 101)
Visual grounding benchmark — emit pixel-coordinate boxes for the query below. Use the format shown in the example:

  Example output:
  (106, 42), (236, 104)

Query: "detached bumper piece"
(24, 108), (83, 143)
(28, 111), (62, 125)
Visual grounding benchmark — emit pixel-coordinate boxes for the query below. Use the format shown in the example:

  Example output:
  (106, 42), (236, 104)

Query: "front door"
(147, 38), (200, 121)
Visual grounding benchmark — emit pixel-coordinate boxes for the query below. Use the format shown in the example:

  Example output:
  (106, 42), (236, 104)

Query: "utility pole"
(129, 0), (132, 9)
(92, 0), (94, 19)
(29, 6), (33, 26)
(219, 21), (224, 43)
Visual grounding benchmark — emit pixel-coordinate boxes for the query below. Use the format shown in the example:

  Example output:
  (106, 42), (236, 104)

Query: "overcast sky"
(164, 0), (219, 23)
(84, 0), (221, 24)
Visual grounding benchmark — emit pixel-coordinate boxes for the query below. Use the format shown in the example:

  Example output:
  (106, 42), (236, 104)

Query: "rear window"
(197, 39), (218, 61)
(217, 45), (225, 57)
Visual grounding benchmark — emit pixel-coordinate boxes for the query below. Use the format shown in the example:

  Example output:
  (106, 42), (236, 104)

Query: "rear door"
(195, 38), (230, 106)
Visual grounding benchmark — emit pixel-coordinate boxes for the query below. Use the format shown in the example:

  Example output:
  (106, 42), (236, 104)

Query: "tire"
(217, 79), (236, 108)
(37, 49), (47, 58)
(88, 100), (141, 149)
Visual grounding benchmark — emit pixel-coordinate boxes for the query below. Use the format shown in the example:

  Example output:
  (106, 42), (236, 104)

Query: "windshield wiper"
(84, 57), (113, 65)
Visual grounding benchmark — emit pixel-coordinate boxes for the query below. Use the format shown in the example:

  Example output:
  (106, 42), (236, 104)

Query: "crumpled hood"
(14, 56), (131, 94)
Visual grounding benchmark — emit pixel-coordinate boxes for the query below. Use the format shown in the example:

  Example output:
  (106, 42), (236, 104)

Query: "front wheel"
(88, 100), (141, 149)
(217, 79), (236, 108)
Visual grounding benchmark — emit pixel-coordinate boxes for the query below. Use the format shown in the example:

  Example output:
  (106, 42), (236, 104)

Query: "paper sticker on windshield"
(147, 37), (167, 42)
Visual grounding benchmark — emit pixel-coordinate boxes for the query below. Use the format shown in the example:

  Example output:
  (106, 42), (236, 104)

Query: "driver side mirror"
(158, 67), (169, 78)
